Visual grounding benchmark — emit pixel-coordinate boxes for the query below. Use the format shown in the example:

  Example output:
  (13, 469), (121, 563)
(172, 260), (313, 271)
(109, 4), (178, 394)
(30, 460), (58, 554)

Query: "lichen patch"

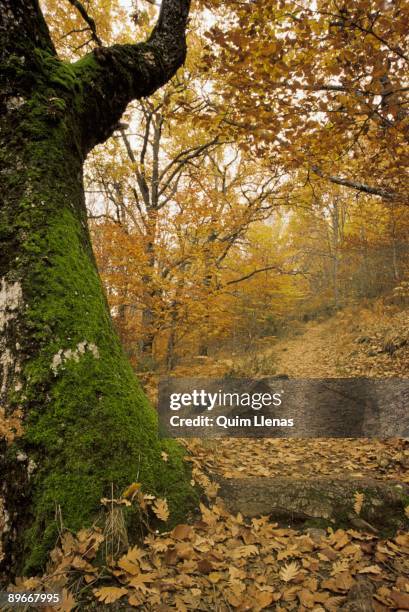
(51, 341), (100, 375)
(6, 95), (25, 110)
(0, 278), (22, 332)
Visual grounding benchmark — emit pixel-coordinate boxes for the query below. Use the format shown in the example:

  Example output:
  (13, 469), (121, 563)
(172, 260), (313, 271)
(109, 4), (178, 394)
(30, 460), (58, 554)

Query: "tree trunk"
(140, 306), (156, 359)
(0, 0), (193, 579)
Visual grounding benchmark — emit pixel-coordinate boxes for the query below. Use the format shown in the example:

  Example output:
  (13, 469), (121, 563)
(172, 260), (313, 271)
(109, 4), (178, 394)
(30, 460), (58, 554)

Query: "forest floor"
(12, 302), (409, 611)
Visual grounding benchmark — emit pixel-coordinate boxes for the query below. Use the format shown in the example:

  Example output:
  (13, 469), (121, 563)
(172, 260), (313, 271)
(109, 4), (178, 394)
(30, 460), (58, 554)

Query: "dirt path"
(271, 319), (343, 378)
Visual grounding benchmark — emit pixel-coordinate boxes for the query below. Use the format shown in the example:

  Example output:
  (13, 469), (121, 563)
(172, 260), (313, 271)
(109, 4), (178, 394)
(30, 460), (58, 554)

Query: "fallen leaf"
(152, 498), (169, 522)
(171, 524), (193, 540)
(353, 491), (364, 515)
(390, 589), (409, 609)
(56, 589), (76, 612)
(197, 558), (214, 573)
(122, 482), (141, 499)
(358, 564), (382, 575)
(128, 572), (157, 590)
(208, 571), (223, 584)
(231, 544), (258, 559)
(280, 561), (300, 583)
(93, 586), (127, 604)
(255, 590), (275, 608)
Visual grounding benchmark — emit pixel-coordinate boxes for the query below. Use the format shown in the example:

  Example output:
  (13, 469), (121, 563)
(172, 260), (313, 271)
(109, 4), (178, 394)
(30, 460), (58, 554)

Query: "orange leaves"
(202, 0), (409, 213)
(171, 523), (193, 540)
(389, 589), (409, 609)
(93, 586), (127, 604)
(10, 485), (409, 610)
(152, 498), (169, 522)
(128, 572), (157, 591)
(353, 491), (364, 516)
(117, 552), (141, 576)
(279, 561), (300, 583)
(122, 482), (141, 500)
(230, 544), (259, 559)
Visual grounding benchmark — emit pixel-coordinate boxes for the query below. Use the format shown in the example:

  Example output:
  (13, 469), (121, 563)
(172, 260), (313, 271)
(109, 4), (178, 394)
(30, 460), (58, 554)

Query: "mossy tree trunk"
(0, 0), (193, 578)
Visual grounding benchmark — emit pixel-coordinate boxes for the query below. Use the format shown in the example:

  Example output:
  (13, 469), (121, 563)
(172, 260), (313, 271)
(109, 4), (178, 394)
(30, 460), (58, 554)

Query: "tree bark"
(0, 0), (193, 578)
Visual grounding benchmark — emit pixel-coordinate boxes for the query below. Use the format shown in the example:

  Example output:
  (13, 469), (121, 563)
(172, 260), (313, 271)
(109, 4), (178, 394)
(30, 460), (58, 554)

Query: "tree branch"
(224, 265), (301, 287)
(73, 0), (191, 153)
(310, 166), (396, 200)
(67, 0), (102, 46)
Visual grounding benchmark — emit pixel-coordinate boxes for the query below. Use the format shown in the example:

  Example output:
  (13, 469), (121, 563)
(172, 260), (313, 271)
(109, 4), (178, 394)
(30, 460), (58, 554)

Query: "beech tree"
(0, 0), (194, 577)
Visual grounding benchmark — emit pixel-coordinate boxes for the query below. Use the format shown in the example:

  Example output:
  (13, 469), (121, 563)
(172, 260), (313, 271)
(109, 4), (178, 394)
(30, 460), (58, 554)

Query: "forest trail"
(269, 318), (343, 378)
(219, 303), (409, 381)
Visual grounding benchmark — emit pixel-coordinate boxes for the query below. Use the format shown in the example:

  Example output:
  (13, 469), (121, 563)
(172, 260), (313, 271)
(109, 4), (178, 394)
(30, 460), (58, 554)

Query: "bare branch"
(225, 265), (303, 287)
(310, 166), (397, 200)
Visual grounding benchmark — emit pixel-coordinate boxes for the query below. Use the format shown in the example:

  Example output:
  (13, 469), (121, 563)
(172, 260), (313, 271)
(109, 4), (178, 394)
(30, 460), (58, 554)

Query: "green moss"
(16, 205), (196, 574)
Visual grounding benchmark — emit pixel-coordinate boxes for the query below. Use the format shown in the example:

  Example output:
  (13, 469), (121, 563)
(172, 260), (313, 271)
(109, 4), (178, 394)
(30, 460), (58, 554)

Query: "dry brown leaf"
(282, 585), (299, 601)
(319, 547), (338, 561)
(208, 571), (223, 584)
(93, 586), (127, 604)
(204, 480), (220, 498)
(331, 560), (349, 576)
(118, 555), (140, 576)
(55, 589), (76, 612)
(122, 482), (141, 499)
(199, 502), (218, 526)
(70, 556), (95, 572)
(328, 530), (349, 550)
(61, 532), (76, 555)
(19, 577), (42, 590)
(226, 589), (242, 607)
(229, 566), (247, 582)
(128, 592), (143, 606)
(353, 491), (364, 515)
(390, 589), (409, 609)
(375, 585), (392, 606)
(280, 561), (300, 583)
(324, 595), (346, 611)
(358, 564), (382, 575)
(231, 544), (258, 559)
(254, 590), (275, 608)
(171, 524), (193, 540)
(396, 533), (409, 547)
(322, 572), (354, 593)
(197, 558), (214, 573)
(128, 572), (157, 590)
(84, 574), (95, 584)
(152, 498), (169, 522)
(175, 542), (193, 560)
